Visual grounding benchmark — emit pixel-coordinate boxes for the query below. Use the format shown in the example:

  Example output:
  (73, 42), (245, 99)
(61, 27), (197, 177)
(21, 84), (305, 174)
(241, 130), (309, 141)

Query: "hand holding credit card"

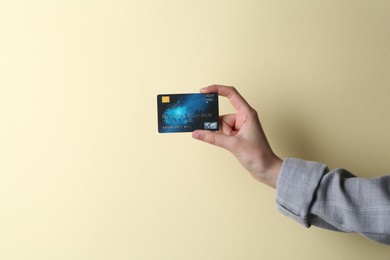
(190, 85), (282, 188)
(157, 92), (219, 133)
(158, 85), (282, 188)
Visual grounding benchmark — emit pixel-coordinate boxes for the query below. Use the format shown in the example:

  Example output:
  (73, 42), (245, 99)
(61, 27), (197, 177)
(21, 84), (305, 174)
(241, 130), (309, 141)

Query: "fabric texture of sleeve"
(276, 158), (390, 245)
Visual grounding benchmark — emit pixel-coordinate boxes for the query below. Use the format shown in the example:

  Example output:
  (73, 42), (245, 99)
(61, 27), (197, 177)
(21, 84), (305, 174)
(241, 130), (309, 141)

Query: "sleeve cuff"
(276, 158), (328, 227)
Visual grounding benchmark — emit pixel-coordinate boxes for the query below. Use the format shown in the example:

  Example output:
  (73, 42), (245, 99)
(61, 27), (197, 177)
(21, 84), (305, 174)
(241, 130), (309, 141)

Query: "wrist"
(250, 154), (283, 188)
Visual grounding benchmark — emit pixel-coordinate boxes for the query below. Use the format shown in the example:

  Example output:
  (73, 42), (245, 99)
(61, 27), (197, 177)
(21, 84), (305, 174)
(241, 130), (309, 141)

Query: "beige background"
(1, 0), (390, 259)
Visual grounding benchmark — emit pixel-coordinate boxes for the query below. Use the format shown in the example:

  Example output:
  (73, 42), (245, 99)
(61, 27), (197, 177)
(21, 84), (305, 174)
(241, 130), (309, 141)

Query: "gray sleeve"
(276, 158), (390, 245)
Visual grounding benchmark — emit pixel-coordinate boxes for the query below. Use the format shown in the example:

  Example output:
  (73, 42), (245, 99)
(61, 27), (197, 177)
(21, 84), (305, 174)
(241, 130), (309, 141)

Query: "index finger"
(200, 84), (251, 112)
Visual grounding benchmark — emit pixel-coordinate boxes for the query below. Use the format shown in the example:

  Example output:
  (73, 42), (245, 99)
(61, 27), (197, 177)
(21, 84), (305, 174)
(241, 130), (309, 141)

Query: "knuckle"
(248, 107), (259, 118)
(228, 86), (237, 93)
(205, 133), (216, 145)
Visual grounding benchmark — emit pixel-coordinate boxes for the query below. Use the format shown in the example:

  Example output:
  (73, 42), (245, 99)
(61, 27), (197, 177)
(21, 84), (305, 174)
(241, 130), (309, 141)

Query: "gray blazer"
(276, 158), (390, 245)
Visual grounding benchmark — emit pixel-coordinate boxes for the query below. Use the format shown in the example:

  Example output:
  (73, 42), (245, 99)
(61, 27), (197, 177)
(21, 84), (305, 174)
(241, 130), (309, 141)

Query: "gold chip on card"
(161, 96), (170, 103)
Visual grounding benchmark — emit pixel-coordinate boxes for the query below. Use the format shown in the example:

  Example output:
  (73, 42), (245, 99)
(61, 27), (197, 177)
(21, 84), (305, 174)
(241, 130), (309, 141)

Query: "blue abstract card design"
(157, 93), (219, 133)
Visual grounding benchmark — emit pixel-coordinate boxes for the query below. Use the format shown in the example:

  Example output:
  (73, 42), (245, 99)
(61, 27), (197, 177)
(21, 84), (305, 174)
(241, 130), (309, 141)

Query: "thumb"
(192, 130), (234, 151)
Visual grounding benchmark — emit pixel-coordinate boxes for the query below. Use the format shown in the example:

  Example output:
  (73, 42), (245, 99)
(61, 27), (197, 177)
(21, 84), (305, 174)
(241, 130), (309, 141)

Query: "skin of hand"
(192, 85), (282, 188)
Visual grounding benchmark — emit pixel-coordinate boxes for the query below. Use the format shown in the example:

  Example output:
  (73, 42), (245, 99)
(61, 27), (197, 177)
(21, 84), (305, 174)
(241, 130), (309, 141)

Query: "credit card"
(157, 93), (219, 133)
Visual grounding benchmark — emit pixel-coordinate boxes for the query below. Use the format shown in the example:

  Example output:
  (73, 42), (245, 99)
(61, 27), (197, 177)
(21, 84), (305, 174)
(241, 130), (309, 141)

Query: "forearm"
(276, 158), (390, 245)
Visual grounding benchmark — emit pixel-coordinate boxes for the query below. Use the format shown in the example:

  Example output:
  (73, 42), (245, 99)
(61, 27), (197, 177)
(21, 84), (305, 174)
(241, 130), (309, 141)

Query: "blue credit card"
(157, 93), (219, 133)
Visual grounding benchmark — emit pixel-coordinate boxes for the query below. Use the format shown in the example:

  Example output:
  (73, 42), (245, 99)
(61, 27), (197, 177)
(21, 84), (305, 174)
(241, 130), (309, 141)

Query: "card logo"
(204, 122), (218, 130)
